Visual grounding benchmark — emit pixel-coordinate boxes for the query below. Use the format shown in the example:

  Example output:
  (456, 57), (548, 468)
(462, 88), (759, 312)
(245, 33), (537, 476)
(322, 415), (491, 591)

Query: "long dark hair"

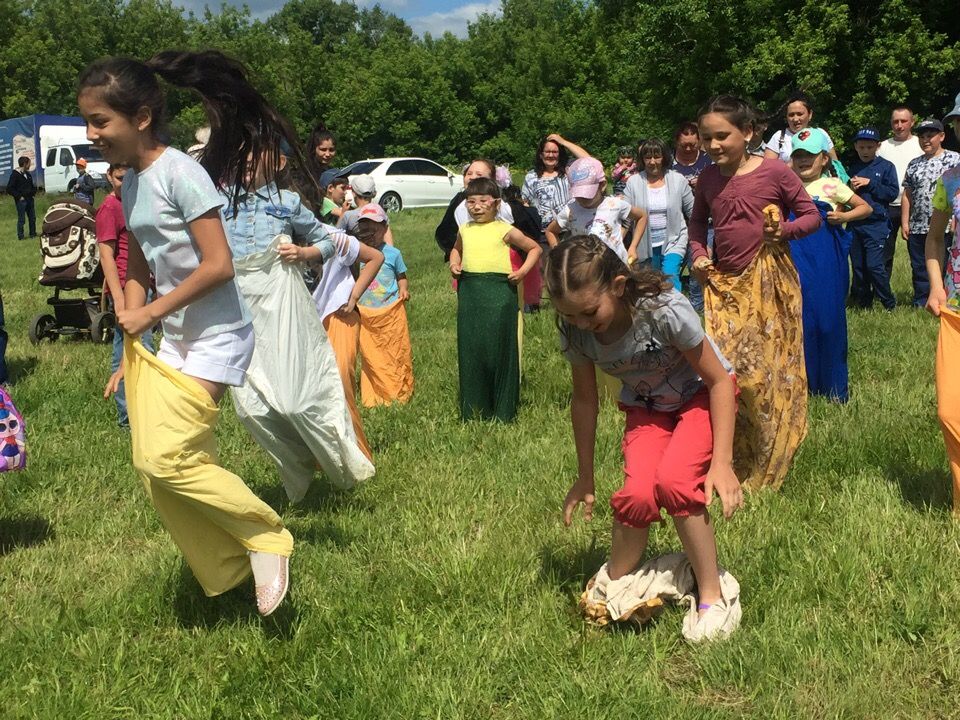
(78, 51), (313, 214)
(533, 136), (570, 177)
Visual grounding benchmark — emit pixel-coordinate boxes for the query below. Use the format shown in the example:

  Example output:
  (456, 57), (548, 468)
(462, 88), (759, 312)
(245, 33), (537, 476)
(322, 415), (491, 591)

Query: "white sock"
(248, 551), (281, 586)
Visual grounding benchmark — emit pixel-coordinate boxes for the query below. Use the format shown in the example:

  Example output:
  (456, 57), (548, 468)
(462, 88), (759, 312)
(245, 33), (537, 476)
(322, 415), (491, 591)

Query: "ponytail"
(79, 51), (317, 214)
(146, 50), (313, 213)
(544, 234), (670, 309)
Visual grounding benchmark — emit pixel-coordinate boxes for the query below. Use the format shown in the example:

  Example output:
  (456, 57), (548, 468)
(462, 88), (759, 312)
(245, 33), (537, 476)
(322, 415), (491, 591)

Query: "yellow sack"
(323, 311), (373, 460)
(703, 241), (808, 491)
(936, 309), (960, 517)
(358, 300), (414, 408)
(125, 337), (293, 597)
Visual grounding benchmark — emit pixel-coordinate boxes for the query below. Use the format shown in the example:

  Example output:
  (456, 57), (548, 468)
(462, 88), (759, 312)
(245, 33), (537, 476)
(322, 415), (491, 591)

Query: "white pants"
(156, 323), (254, 387)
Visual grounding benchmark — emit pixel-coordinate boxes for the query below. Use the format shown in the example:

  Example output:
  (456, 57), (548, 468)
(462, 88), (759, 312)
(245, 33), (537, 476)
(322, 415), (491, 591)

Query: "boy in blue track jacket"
(848, 127), (901, 309)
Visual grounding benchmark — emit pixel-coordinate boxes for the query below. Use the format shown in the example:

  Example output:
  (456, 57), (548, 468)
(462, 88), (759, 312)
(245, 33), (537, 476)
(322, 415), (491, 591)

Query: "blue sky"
(182, 0), (502, 37)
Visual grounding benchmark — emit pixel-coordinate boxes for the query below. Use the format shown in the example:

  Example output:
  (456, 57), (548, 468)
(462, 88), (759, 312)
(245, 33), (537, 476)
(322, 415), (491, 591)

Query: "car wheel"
(380, 192), (402, 214)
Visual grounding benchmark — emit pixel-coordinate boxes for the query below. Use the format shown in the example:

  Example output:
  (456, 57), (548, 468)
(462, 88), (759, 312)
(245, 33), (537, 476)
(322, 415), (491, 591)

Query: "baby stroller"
(29, 201), (114, 345)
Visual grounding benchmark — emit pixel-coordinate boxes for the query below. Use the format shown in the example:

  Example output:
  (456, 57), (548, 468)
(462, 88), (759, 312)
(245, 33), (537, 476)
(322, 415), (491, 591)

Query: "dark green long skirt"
(457, 271), (520, 422)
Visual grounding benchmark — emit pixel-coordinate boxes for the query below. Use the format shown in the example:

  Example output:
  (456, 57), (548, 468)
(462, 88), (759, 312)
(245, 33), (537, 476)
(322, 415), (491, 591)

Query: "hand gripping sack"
(0, 386), (26, 472)
(230, 236), (375, 502)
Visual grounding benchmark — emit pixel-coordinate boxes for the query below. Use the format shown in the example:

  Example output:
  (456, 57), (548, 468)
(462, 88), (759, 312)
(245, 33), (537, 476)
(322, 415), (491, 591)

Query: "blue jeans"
(907, 231), (951, 307)
(112, 323), (154, 426)
(686, 227), (714, 312)
(651, 246), (682, 292)
(15, 197), (36, 239)
(850, 224), (896, 310)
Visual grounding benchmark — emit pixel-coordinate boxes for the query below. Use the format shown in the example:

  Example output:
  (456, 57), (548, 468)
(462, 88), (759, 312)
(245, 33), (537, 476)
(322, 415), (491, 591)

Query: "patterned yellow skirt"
(703, 241), (808, 490)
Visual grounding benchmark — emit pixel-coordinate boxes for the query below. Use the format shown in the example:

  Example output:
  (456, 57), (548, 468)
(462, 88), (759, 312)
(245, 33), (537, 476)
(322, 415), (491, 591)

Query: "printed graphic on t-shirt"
(904, 150), (960, 234)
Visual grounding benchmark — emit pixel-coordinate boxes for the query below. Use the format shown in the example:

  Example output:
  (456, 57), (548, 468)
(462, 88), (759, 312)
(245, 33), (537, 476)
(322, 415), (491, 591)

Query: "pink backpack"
(0, 386), (26, 472)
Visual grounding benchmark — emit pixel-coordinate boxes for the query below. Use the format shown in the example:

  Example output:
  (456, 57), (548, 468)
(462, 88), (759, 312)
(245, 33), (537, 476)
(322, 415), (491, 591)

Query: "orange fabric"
(936, 309), (960, 517)
(358, 299), (414, 407)
(323, 311), (372, 460)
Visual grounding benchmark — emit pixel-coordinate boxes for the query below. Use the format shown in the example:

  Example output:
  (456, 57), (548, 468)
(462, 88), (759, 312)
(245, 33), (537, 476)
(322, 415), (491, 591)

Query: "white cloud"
(408, 1), (500, 38)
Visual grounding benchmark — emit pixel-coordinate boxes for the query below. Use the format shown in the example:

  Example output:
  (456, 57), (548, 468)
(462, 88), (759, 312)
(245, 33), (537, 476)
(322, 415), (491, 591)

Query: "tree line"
(1, 0), (958, 168)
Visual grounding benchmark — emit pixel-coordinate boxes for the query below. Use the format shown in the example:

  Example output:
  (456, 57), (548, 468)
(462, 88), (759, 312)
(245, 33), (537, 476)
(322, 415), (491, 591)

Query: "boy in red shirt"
(95, 163), (154, 427)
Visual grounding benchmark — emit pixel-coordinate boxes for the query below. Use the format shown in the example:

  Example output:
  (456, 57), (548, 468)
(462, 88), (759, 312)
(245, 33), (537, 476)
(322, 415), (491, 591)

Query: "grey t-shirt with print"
(562, 289), (732, 412)
(903, 149), (960, 234)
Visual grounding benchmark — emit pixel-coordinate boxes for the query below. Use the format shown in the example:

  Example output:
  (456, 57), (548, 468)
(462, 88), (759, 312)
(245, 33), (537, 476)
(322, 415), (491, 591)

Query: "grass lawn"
(1, 194), (959, 719)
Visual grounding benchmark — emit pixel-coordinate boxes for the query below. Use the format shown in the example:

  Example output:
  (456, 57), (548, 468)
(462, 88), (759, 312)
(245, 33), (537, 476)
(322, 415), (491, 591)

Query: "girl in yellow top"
(449, 177), (541, 421)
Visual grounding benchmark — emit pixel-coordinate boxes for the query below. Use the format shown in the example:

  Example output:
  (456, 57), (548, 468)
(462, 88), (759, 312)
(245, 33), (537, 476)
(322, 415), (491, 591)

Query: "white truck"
(39, 125), (109, 193)
(0, 115), (108, 193)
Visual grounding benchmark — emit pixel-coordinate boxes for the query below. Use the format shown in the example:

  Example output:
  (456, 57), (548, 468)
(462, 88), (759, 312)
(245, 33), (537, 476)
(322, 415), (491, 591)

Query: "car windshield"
(340, 160), (382, 176)
(73, 145), (105, 163)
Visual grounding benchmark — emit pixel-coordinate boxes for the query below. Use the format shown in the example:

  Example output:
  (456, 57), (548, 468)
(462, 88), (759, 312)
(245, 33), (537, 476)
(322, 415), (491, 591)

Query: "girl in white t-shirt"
(544, 157), (647, 264)
(546, 234), (743, 641)
(79, 51), (296, 616)
(764, 92), (839, 164)
(311, 224), (384, 459)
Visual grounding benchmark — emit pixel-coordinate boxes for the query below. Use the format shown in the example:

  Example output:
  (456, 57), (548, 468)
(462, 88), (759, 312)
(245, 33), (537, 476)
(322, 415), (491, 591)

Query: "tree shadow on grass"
(537, 536), (608, 595)
(170, 563), (299, 640)
(0, 514), (52, 554)
(885, 458), (952, 513)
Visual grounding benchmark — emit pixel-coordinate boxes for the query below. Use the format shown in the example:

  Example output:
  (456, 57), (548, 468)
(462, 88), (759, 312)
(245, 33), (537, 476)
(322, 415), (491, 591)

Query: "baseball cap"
(851, 127), (881, 143)
(944, 92), (960, 123)
(916, 118), (945, 134)
(790, 128), (829, 156)
(358, 203), (388, 223)
(567, 157), (605, 199)
(319, 168), (342, 189)
(76, 158), (88, 168)
(351, 174), (376, 197)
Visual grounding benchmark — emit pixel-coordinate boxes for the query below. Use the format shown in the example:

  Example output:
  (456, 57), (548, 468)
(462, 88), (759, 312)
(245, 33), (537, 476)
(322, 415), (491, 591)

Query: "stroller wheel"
(29, 314), (58, 345)
(89, 311), (115, 344)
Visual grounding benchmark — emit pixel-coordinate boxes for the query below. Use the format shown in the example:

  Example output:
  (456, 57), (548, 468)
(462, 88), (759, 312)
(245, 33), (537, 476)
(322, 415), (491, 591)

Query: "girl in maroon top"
(689, 95), (821, 491)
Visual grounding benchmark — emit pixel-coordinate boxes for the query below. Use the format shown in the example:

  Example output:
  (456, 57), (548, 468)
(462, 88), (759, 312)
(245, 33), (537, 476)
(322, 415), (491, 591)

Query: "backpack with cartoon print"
(0, 386), (26, 472)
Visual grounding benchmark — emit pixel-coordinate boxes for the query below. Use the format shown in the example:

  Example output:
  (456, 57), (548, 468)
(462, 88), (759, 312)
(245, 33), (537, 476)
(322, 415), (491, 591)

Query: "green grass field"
(1, 194), (959, 719)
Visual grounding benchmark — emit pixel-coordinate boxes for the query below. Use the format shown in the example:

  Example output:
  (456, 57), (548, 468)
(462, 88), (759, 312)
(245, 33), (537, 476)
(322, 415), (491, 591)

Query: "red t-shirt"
(689, 159), (821, 274)
(95, 193), (128, 291)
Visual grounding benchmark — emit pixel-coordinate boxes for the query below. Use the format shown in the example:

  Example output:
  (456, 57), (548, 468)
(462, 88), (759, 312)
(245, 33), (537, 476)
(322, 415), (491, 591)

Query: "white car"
(338, 157), (461, 213)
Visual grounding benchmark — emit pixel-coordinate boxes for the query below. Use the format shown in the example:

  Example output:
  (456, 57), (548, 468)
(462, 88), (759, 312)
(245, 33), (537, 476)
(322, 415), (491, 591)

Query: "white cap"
(351, 174), (376, 198)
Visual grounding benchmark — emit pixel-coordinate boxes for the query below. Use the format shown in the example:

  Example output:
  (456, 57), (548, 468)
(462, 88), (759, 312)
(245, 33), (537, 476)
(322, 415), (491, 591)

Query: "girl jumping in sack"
(548, 235), (742, 640)
(82, 51), (295, 616)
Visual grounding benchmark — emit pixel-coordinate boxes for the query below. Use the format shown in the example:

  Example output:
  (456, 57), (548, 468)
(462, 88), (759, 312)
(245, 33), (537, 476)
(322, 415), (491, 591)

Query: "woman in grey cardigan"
(623, 138), (694, 291)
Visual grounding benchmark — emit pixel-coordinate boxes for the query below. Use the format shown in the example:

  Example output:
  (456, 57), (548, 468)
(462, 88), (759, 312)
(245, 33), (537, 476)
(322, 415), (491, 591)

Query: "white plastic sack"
(231, 236), (375, 502)
(584, 553), (742, 643)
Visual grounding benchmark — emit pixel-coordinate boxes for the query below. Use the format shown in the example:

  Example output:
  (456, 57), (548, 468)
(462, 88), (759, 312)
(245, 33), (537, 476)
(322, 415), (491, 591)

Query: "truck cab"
(42, 143), (108, 194)
(38, 124), (108, 194)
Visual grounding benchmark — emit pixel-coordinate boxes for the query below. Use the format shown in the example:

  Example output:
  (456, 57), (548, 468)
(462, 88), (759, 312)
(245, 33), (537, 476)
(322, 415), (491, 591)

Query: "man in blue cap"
(903, 119), (960, 306)
(848, 127), (900, 309)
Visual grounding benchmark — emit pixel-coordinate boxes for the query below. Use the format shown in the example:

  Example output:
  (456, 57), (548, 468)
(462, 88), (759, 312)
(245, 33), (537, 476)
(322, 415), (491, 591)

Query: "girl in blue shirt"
(80, 50), (298, 617)
(220, 146), (375, 505)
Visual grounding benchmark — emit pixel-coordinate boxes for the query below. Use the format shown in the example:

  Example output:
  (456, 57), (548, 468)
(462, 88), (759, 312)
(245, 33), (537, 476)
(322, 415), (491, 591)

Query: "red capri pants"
(612, 388), (715, 529)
